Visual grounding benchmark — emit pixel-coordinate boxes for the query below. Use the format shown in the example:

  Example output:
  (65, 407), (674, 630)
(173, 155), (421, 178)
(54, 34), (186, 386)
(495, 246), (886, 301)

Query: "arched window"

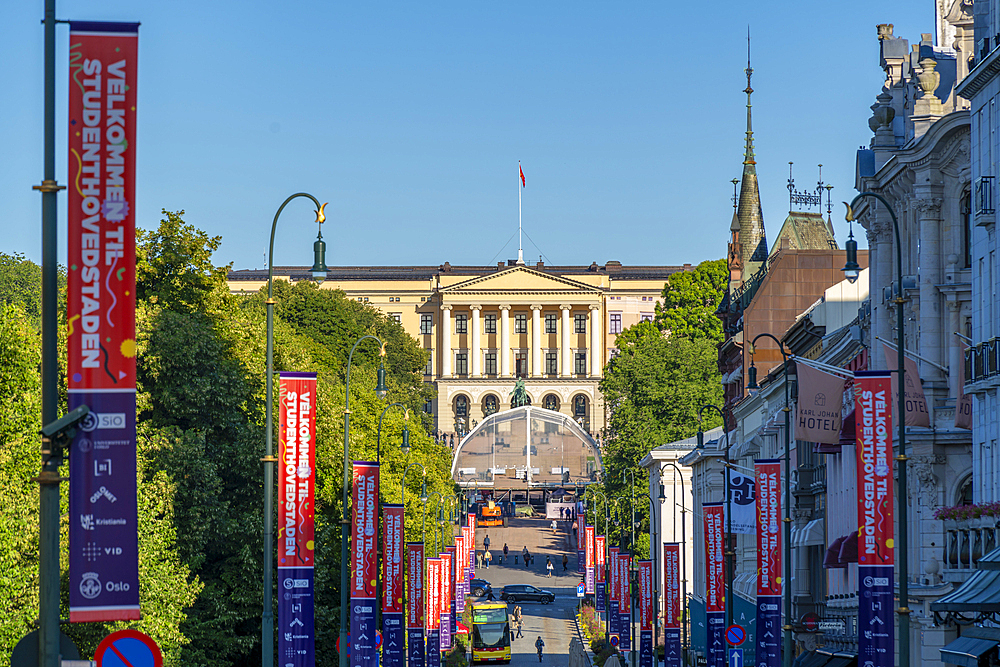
(544, 394), (559, 411)
(957, 476), (973, 506)
(574, 395), (587, 417)
(455, 395), (468, 418)
(483, 395), (498, 417)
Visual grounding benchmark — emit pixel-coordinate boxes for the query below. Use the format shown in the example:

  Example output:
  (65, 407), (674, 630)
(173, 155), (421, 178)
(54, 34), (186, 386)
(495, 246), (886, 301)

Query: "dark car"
(470, 578), (493, 596)
(500, 584), (555, 604)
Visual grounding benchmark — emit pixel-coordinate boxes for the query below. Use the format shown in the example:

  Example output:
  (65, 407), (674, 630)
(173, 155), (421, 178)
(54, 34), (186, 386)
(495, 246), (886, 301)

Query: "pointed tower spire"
(735, 28), (768, 277)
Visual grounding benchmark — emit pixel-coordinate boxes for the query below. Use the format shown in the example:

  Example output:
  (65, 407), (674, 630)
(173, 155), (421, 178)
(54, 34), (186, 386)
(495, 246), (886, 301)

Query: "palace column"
(530, 305), (542, 377)
(470, 305), (481, 377)
(589, 304), (602, 377)
(500, 305), (511, 377)
(560, 305), (572, 377)
(441, 304), (452, 377)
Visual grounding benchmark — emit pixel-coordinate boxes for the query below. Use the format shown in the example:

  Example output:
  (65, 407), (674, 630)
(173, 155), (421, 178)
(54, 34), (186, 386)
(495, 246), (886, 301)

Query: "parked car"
(471, 578), (493, 597)
(500, 584), (555, 604)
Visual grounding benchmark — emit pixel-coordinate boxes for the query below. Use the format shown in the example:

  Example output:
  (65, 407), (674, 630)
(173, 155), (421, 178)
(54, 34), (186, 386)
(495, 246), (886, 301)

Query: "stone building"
(228, 260), (684, 437)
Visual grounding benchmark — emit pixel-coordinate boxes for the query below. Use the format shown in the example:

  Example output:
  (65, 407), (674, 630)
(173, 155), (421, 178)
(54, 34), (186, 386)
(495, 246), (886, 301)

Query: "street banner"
(726, 469), (756, 534)
(67, 20), (140, 624)
(585, 525), (596, 594)
(754, 460), (781, 667)
(351, 462), (379, 667)
(795, 363), (845, 443)
(609, 546), (620, 639)
(855, 372), (895, 667)
(663, 544), (682, 667)
(704, 502), (725, 667)
(639, 560), (653, 667)
(618, 552), (631, 652)
(440, 552), (452, 652)
(956, 340), (973, 429)
(596, 535), (606, 613)
(881, 343), (930, 427)
(467, 516), (476, 578)
(426, 558), (441, 667)
(383, 504), (405, 667)
(578, 542), (585, 574)
(278, 373), (317, 667)
(406, 543), (425, 667)
(454, 536), (465, 613)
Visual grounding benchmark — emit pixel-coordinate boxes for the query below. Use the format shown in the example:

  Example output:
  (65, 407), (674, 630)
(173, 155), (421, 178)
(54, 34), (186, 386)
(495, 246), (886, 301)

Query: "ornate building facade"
(229, 260), (686, 436)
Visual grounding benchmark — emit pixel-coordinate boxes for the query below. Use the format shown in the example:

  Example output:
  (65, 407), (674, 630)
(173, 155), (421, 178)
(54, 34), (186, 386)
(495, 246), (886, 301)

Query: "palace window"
(545, 313), (557, 333)
(420, 313), (433, 334)
(515, 352), (528, 378)
(514, 314), (527, 334)
(455, 352), (468, 376)
(609, 313), (622, 334)
(455, 395), (468, 418)
(574, 313), (587, 334)
(390, 313), (402, 324)
(424, 353), (433, 375)
(545, 352), (558, 375)
(640, 313), (654, 322)
(484, 352), (497, 375)
(574, 352), (587, 374)
(455, 313), (468, 334)
(484, 313), (497, 334)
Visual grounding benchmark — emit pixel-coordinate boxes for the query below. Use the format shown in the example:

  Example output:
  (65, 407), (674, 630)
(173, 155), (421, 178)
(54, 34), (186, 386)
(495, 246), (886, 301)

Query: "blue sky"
(1, 1), (930, 270)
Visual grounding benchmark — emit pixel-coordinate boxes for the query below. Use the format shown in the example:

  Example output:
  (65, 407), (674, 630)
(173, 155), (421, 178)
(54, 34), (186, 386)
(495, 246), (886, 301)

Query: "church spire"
(735, 28), (768, 275)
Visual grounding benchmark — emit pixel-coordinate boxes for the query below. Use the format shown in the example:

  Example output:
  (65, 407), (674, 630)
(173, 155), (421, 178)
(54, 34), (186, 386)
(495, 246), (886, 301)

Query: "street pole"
(747, 334), (792, 667)
(697, 405), (732, 633)
(36, 0), (64, 662)
(664, 463), (688, 666)
(846, 193), (910, 667)
(376, 403), (409, 641)
(261, 193), (325, 667)
(340, 336), (387, 667)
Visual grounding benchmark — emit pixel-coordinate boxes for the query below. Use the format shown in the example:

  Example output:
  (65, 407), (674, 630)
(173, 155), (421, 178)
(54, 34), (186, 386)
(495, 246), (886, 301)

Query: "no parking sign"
(95, 629), (163, 667)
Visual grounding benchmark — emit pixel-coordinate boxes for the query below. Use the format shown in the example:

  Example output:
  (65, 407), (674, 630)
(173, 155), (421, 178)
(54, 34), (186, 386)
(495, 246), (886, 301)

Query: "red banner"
(663, 544), (681, 629)
(618, 552), (630, 606)
(703, 503), (724, 613)
(596, 536), (606, 582)
(426, 558), (440, 630)
(406, 543), (424, 629)
(855, 373), (894, 567)
(441, 551), (452, 615)
(585, 525), (596, 594)
(383, 504), (405, 613)
(278, 373), (316, 568)
(754, 460), (781, 597)
(351, 462), (379, 598)
(638, 560), (653, 631)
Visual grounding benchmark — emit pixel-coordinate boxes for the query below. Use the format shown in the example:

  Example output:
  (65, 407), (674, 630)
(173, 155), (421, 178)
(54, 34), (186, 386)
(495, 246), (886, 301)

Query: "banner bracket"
(32, 179), (66, 193)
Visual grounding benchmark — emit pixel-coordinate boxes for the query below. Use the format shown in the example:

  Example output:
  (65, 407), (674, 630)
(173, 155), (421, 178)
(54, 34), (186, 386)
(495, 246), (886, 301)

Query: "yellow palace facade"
(229, 259), (687, 436)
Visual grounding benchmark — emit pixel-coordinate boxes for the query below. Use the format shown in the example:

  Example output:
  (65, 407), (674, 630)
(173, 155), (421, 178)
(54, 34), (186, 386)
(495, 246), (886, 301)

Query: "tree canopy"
(654, 258), (727, 344)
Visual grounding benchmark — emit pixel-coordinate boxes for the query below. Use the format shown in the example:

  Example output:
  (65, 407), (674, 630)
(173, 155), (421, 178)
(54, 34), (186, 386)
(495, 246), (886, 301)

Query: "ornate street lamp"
(696, 405), (732, 632)
(660, 463), (689, 665)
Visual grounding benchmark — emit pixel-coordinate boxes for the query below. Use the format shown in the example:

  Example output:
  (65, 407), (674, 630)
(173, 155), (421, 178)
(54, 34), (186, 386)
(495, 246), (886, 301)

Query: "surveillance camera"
(41, 404), (91, 440)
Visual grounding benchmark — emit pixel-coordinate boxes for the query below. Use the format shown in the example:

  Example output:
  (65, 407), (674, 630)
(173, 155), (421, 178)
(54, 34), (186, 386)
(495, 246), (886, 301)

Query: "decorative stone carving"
(916, 58), (941, 99)
(914, 197), (944, 215)
(909, 454), (946, 505)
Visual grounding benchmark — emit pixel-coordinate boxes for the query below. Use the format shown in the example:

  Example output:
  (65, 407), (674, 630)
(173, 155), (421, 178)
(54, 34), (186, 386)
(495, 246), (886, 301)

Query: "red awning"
(838, 531), (859, 564)
(824, 536), (848, 569)
(838, 409), (856, 447)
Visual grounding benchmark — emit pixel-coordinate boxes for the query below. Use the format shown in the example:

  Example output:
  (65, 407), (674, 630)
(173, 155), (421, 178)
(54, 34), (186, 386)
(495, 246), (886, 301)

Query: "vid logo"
(80, 572), (102, 599)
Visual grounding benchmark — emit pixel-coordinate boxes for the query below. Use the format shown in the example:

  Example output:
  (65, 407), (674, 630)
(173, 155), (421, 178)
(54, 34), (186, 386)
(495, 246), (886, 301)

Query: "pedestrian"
(523, 547), (530, 568)
(515, 616), (524, 638)
(560, 507), (565, 519)
(546, 557), (553, 577)
(487, 588), (496, 601)
(562, 554), (569, 571)
(485, 549), (492, 569)
(503, 544), (509, 562)
(484, 534), (491, 551)
(535, 636), (545, 662)
(476, 551), (483, 568)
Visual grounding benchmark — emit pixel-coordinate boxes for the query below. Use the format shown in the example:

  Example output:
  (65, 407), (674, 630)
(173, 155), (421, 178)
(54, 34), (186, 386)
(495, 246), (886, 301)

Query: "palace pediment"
(440, 266), (602, 296)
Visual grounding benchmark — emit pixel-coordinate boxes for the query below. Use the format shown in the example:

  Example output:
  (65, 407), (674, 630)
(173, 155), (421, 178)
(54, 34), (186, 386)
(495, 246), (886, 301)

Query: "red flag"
(519, 163), (525, 187)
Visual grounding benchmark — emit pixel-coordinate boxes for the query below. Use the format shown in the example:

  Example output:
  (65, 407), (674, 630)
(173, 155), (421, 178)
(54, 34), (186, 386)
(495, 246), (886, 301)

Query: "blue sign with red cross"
(94, 629), (163, 667)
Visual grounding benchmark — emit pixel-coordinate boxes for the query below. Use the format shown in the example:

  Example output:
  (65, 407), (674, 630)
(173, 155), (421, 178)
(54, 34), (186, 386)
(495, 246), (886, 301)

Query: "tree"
(653, 259), (727, 344)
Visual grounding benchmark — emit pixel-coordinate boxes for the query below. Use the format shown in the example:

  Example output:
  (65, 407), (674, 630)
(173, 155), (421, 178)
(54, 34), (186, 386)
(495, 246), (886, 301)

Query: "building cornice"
(956, 47), (1000, 100)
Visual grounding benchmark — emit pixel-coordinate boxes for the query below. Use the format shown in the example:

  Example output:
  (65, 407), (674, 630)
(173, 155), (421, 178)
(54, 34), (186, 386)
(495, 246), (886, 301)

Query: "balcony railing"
(944, 520), (1000, 571)
(966, 337), (1000, 385)
(976, 176), (995, 226)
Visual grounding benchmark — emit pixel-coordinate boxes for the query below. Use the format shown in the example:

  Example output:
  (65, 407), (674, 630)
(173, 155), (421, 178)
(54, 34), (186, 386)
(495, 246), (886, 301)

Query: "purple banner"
(279, 567), (315, 667)
(620, 607), (631, 651)
(351, 600), (377, 667)
(578, 548), (585, 574)
(609, 600), (620, 640)
(707, 611), (725, 667)
(639, 630), (653, 667)
(407, 629), (425, 667)
(664, 629), (681, 667)
(68, 390), (140, 621)
(427, 629), (440, 667)
(383, 612), (404, 667)
(596, 582), (606, 614)
(755, 599), (780, 667)
(859, 565), (893, 667)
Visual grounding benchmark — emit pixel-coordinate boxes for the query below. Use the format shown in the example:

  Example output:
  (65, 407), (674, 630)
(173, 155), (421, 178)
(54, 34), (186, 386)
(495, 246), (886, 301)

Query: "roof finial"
(744, 27), (755, 165)
(731, 178), (740, 209)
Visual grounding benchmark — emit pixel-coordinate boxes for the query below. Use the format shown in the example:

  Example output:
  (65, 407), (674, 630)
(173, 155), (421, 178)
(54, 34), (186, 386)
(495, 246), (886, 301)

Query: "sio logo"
(80, 572), (102, 599)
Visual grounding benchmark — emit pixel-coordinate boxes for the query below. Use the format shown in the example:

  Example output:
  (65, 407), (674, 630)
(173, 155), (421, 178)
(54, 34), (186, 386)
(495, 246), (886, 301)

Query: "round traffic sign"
(725, 624), (746, 647)
(375, 630), (383, 649)
(95, 629), (163, 667)
(609, 635), (620, 648)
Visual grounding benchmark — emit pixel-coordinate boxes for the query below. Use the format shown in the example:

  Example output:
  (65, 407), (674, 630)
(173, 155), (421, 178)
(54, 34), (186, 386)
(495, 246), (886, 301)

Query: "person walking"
(484, 549), (492, 569)
(522, 546), (530, 568)
(476, 551), (483, 568)
(535, 636), (545, 662)
(484, 533), (491, 551)
(545, 557), (554, 578)
(503, 544), (509, 564)
(515, 615), (523, 639)
(562, 554), (569, 571)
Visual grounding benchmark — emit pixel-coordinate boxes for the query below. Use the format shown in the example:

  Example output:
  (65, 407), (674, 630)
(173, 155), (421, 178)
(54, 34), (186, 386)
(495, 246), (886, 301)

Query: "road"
(473, 517), (583, 666)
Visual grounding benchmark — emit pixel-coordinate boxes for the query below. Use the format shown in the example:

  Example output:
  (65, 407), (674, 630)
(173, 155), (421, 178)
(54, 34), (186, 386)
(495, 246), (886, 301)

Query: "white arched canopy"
(451, 406), (603, 488)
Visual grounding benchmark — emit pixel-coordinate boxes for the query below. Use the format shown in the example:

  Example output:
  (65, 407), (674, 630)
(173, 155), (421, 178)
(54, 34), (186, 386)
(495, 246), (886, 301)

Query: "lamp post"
(401, 463), (427, 631)
(660, 462), (688, 666)
(376, 402), (410, 646)
(587, 489), (610, 637)
(696, 404), (732, 632)
(618, 480), (637, 667)
(746, 333), (792, 667)
(262, 193), (327, 667)
(644, 493), (660, 667)
(340, 335), (389, 667)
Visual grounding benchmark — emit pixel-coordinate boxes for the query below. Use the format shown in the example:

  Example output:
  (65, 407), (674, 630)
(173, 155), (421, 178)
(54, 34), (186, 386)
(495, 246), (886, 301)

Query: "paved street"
(473, 517), (583, 666)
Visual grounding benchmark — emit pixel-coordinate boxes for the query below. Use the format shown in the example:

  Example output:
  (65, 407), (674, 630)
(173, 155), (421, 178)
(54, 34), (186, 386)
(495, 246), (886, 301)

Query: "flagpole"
(518, 161), (524, 265)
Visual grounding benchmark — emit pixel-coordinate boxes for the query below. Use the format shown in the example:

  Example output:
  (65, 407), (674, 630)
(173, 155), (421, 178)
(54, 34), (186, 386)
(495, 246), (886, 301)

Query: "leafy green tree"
(653, 259), (727, 344)
(0, 253), (44, 323)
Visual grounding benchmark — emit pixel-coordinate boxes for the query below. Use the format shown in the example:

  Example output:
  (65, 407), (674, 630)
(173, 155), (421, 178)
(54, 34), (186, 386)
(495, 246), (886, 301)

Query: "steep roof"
(768, 211), (838, 256)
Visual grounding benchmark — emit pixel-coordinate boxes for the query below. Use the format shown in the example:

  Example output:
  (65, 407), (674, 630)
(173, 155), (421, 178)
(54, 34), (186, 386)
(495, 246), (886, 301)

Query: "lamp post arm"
(266, 193), (323, 300)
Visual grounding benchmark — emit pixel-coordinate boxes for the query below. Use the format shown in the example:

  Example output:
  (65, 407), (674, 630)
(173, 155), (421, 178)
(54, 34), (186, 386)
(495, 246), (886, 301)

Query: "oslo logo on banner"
(351, 462), (380, 667)
(703, 502), (725, 667)
(754, 460), (781, 667)
(67, 20), (140, 624)
(278, 373), (317, 667)
(855, 372), (895, 667)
